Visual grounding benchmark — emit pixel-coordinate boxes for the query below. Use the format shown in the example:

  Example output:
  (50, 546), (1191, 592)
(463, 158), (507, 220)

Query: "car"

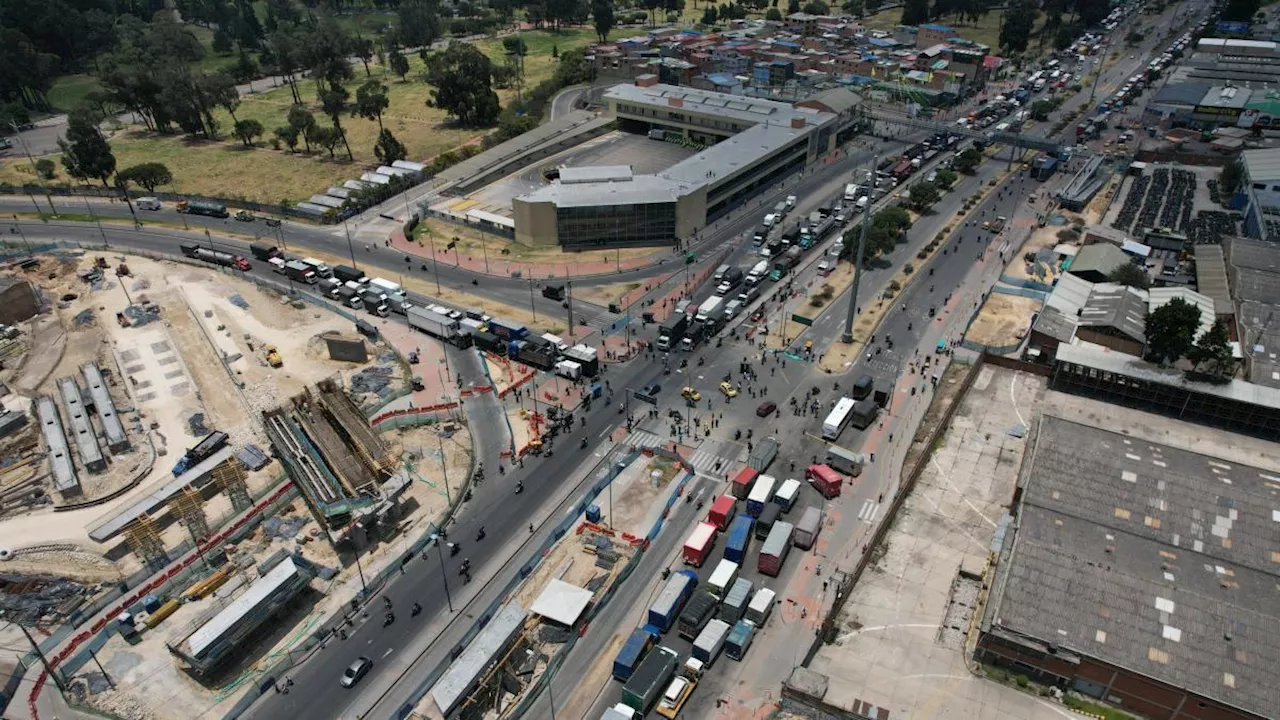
(234, 210), (255, 222)
(719, 381), (739, 398)
(681, 386), (702, 402)
(756, 401), (777, 417)
(641, 383), (662, 397)
(341, 657), (373, 688)
(715, 281), (733, 295)
(264, 217), (282, 227)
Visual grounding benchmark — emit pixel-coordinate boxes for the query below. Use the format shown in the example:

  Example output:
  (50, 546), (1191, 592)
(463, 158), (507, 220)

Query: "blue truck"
(647, 569), (698, 633)
(613, 627), (657, 681)
(723, 515), (754, 564)
(725, 619), (756, 661)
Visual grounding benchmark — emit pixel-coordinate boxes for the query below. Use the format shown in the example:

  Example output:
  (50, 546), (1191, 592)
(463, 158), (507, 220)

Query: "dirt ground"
(1003, 221), (1072, 284)
(963, 292), (1041, 348)
(573, 280), (643, 308)
(413, 218), (655, 266)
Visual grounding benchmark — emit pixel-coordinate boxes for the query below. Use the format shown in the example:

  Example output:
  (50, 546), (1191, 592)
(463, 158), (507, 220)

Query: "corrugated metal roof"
(1242, 147), (1280, 184)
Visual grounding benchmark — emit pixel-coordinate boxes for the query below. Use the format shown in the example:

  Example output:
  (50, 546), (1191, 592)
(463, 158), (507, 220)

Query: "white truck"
(694, 296), (724, 325)
(746, 260), (769, 285)
(691, 619), (731, 667)
(407, 306), (460, 341)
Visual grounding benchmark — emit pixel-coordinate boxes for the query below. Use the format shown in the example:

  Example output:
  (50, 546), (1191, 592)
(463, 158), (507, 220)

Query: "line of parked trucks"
(606, 466), (842, 718)
(246, 242), (413, 319)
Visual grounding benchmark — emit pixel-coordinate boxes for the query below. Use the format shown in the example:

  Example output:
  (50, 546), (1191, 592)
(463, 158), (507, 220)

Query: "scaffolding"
(213, 457), (252, 513)
(170, 486), (209, 544)
(316, 379), (394, 481)
(124, 513), (166, 566)
(290, 391), (378, 495)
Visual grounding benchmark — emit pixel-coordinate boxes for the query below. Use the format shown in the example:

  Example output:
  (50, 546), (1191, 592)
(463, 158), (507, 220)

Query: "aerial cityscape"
(0, 0), (1275, 719)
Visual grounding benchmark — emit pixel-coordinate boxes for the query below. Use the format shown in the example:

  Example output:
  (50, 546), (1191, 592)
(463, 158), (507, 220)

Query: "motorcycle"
(460, 559), (471, 575)
(476, 527), (486, 541)
(383, 612), (395, 626)
(411, 603), (422, 616)
(580, 437), (588, 449)
(448, 542), (459, 557)
(515, 481), (524, 494)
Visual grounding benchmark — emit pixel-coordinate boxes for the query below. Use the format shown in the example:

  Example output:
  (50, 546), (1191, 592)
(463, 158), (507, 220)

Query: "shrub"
(809, 297), (826, 308)
(1016, 675), (1030, 688)
(888, 280), (902, 292)
(904, 262), (914, 275)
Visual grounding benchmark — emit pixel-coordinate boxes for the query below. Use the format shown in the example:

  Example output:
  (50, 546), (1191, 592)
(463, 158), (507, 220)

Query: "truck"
(176, 199), (229, 218)
(721, 267), (744, 288)
(850, 398), (879, 430)
(719, 577), (753, 624)
(759, 521), (794, 577)
(621, 645), (679, 714)
(723, 514), (753, 564)
(555, 359), (582, 380)
(806, 463), (843, 499)
(725, 619), (756, 661)
(284, 260), (317, 284)
(692, 619), (731, 667)
(656, 314), (688, 352)
(682, 522), (718, 567)
(335, 286), (363, 309)
(707, 495), (736, 530)
(516, 339), (557, 370)
(825, 445), (864, 476)
(694, 296), (724, 325)
(748, 437), (778, 472)
(648, 569), (698, 633)
(299, 257), (332, 278)
(746, 260), (769, 285)
(755, 503), (781, 540)
(678, 322), (705, 352)
(655, 673), (696, 719)
(773, 478), (801, 513)
(745, 587), (776, 626)
(249, 243), (280, 261)
(487, 318), (529, 341)
(542, 283), (566, 301)
(603, 703), (639, 720)
(360, 291), (389, 317)
(677, 591), (718, 640)
(333, 264), (366, 285)
(724, 299), (743, 320)
(768, 246), (802, 281)
(564, 344), (600, 377)
(407, 306), (461, 342)
(730, 467), (758, 500)
(268, 257), (287, 274)
(746, 474), (776, 517)
(179, 243), (250, 271)
(613, 627), (657, 681)
(368, 278), (407, 302)
(793, 506), (822, 550)
(707, 559), (739, 598)
(1032, 156), (1058, 181)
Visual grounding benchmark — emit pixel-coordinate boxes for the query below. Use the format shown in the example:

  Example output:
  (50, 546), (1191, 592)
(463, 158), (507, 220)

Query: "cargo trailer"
(730, 467), (759, 500)
(707, 559), (739, 598)
(725, 620), (755, 661)
(621, 645), (678, 713)
(793, 506), (822, 550)
(718, 577), (753, 624)
(647, 569), (698, 633)
(613, 627), (657, 681)
(722, 515), (753, 564)
(806, 464), (843, 499)
(759, 521), (794, 577)
(745, 587), (776, 626)
(748, 437), (778, 472)
(692, 619), (731, 667)
(754, 503), (781, 540)
(773, 478), (801, 513)
(682, 522), (718, 567)
(677, 592), (718, 640)
(746, 474), (777, 517)
(707, 495), (736, 530)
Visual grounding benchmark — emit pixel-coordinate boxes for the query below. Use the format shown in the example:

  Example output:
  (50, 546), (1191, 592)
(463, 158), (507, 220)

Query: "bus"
(822, 397), (856, 440)
(176, 199), (229, 218)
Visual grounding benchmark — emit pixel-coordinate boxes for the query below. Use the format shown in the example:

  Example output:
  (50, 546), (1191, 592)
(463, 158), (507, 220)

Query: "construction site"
(0, 249), (475, 720)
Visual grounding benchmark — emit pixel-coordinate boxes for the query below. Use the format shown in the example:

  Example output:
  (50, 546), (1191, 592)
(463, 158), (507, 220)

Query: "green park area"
(1, 23), (596, 205)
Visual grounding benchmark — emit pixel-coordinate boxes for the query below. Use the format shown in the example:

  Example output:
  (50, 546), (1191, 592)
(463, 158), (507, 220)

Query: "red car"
(756, 401), (777, 417)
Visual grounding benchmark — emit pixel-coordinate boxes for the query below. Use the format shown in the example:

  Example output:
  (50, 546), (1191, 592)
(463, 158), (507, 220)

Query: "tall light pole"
(430, 235), (442, 294)
(529, 279), (538, 321)
(82, 196), (109, 247)
(343, 218), (358, 268)
(841, 157), (875, 344)
(431, 533), (454, 612)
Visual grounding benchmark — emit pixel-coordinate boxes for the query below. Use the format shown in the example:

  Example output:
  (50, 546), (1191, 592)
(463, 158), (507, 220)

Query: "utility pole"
(4, 613), (64, 692)
(436, 434), (453, 506)
(566, 281), (575, 341)
(432, 533), (454, 612)
(841, 156), (875, 344)
(529, 278), (537, 321)
(343, 219), (358, 268)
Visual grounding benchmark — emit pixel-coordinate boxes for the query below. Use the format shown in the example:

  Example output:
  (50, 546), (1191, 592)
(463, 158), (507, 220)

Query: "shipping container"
(692, 619), (731, 667)
(621, 645), (679, 713)
(707, 559), (739, 598)
(759, 521), (794, 577)
(682, 522), (718, 567)
(745, 587), (776, 626)
(746, 474), (777, 517)
(707, 495), (736, 530)
(793, 507), (823, 550)
(647, 570), (698, 633)
(613, 627), (657, 681)
(773, 478), (801, 513)
(677, 592), (718, 640)
(748, 437), (778, 472)
(754, 503), (781, 540)
(723, 515), (754, 564)
(725, 619), (756, 661)
(806, 464), (843, 499)
(730, 467), (759, 500)
(718, 577), (754, 624)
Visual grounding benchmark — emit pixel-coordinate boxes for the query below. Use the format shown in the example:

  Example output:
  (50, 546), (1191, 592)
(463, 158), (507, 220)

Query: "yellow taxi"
(719, 381), (739, 398)
(681, 386), (701, 402)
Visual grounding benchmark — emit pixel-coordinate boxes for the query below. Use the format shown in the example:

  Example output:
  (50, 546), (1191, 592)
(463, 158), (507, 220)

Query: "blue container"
(723, 515), (754, 564)
(586, 504), (602, 523)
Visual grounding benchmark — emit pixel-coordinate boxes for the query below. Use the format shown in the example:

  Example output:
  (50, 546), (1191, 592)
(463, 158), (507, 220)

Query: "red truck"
(707, 495), (736, 530)
(730, 467), (759, 500)
(682, 522), (718, 567)
(806, 464), (843, 499)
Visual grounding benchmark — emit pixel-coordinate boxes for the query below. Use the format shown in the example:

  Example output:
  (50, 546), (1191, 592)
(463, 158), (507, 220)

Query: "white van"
(137, 197), (162, 210)
(714, 264), (731, 282)
(762, 213), (778, 228)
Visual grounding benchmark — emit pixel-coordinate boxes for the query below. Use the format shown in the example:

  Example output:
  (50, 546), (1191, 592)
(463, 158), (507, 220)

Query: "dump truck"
(692, 619), (731, 667)
(677, 591), (718, 640)
(621, 645), (679, 714)
(723, 514), (754, 564)
(613, 627), (657, 682)
(656, 314), (688, 352)
(725, 619), (756, 661)
(759, 521), (794, 577)
(748, 437), (779, 472)
(793, 506), (822, 550)
(264, 345), (282, 368)
(648, 570), (698, 633)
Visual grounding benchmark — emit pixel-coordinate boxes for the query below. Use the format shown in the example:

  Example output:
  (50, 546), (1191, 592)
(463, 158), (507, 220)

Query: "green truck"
(621, 645), (678, 713)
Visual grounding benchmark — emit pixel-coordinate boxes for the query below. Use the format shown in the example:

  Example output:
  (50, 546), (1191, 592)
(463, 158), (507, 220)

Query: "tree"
(423, 43), (501, 127)
(353, 36), (375, 76)
(1107, 263), (1150, 289)
(287, 104), (318, 153)
(310, 125), (342, 158)
(34, 158), (56, 180)
(275, 125), (300, 152)
(389, 48), (411, 81)
(320, 85), (355, 160)
(233, 118), (265, 147)
(1029, 99), (1055, 121)
(1222, 0), (1260, 22)
(593, 0), (617, 42)
(354, 79), (390, 130)
(398, 0), (444, 47)
(1000, 0), (1037, 55)
(702, 6), (719, 22)
(1187, 319), (1236, 382)
(908, 182), (940, 210)
(212, 27), (235, 54)
(766, 7), (784, 19)
(954, 147), (983, 174)
(233, 49), (259, 83)
(901, 0), (930, 25)
(58, 110), (116, 187)
(933, 169), (957, 190)
(802, 0), (829, 13)
(787, 0), (801, 12)
(117, 162), (173, 192)
(374, 128), (408, 164)
(1144, 296), (1201, 365)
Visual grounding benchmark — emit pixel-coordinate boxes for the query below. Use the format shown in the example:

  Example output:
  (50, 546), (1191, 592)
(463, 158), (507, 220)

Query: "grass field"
(859, 8), (1051, 54)
(7, 27), (596, 204)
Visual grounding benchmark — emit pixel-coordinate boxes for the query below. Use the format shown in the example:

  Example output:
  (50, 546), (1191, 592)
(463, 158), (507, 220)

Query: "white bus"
(822, 397), (856, 440)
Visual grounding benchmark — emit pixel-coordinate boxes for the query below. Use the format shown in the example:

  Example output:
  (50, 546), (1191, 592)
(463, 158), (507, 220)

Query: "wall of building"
(512, 198), (559, 247)
(1074, 328), (1143, 356)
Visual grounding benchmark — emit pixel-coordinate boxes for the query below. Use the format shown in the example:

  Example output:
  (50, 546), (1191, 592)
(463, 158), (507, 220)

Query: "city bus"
(822, 397), (856, 440)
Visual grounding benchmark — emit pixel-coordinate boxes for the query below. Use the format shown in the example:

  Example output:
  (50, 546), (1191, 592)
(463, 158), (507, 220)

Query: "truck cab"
(655, 676), (694, 718)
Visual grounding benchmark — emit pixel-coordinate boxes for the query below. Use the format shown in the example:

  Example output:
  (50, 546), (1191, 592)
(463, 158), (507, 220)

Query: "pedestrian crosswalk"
(623, 429), (662, 449)
(686, 447), (727, 474)
(858, 499), (881, 523)
(619, 430), (733, 476)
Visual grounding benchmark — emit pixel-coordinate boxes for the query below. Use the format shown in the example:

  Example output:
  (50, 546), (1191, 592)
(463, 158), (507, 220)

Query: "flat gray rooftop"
(989, 415), (1280, 718)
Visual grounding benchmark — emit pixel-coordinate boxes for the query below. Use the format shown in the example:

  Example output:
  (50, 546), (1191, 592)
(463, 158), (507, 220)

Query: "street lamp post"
(82, 196), (109, 247)
(529, 279), (537, 321)
(343, 219), (358, 268)
(430, 236), (442, 294)
(431, 533), (455, 612)
(2, 611), (65, 692)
